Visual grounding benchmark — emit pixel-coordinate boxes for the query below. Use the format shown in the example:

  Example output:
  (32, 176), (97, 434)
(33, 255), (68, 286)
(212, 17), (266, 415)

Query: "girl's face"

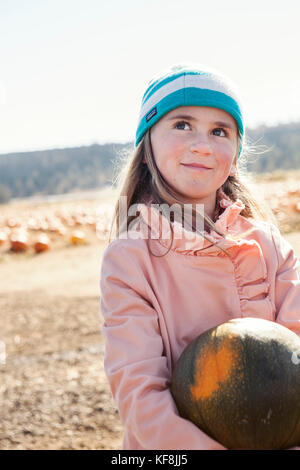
(150, 106), (238, 218)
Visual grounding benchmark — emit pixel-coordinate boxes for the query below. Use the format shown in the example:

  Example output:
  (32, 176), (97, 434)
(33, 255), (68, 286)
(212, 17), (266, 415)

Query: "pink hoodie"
(100, 194), (300, 450)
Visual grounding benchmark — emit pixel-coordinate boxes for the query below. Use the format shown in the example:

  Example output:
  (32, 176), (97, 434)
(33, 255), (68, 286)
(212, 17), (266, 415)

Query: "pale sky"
(0, 0), (300, 154)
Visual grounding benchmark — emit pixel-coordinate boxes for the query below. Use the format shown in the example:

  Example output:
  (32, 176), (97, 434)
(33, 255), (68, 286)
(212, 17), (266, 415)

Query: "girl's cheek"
(217, 142), (236, 161)
(228, 138), (238, 156)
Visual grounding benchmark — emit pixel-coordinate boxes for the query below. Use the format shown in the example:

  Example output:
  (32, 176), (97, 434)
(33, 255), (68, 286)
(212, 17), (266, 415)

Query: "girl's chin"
(167, 181), (217, 203)
(175, 193), (213, 204)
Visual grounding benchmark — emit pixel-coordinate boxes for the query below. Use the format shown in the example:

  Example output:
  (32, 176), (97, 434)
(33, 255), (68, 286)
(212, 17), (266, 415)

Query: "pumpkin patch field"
(0, 174), (299, 450)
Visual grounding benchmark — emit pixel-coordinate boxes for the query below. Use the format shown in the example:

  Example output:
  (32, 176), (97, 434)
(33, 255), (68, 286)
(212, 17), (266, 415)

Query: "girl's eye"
(212, 128), (227, 137)
(174, 121), (191, 130)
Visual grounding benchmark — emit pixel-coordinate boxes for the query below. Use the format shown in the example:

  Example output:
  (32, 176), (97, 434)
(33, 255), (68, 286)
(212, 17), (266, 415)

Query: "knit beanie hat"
(135, 63), (245, 158)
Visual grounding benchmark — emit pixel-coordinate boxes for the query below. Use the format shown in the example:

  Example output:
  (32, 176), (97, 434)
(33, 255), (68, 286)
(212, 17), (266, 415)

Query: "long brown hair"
(108, 129), (277, 257)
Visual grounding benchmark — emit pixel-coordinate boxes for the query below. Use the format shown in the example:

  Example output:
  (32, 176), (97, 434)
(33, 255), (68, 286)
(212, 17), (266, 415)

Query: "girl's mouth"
(181, 163), (212, 170)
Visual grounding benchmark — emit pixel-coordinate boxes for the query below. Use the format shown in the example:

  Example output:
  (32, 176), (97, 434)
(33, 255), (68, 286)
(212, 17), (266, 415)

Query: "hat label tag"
(146, 106), (157, 122)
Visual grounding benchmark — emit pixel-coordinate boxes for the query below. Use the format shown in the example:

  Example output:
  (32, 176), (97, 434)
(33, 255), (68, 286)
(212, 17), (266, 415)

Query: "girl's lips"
(181, 163), (212, 170)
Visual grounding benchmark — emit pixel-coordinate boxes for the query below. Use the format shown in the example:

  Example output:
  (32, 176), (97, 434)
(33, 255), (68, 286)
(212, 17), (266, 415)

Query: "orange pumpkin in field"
(0, 231), (7, 246)
(292, 201), (300, 213)
(7, 217), (20, 229)
(34, 234), (50, 253)
(70, 230), (85, 245)
(10, 230), (28, 252)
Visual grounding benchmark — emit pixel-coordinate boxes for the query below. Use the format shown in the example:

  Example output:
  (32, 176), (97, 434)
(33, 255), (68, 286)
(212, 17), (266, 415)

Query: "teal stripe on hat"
(136, 87), (244, 158)
(142, 69), (207, 105)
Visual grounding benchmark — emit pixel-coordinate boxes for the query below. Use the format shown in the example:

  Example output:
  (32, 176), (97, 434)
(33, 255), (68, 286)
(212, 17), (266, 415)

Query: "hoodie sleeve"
(99, 239), (226, 450)
(270, 224), (300, 335)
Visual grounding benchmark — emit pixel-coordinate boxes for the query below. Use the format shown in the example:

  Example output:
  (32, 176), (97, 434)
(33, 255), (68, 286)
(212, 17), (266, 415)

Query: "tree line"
(0, 121), (299, 202)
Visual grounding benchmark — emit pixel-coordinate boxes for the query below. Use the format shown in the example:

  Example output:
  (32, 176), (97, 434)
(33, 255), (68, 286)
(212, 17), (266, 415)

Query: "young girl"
(100, 63), (300, 450)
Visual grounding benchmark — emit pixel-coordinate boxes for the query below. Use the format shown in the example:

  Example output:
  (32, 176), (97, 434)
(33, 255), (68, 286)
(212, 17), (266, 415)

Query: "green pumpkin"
(171, 317), (300, 450)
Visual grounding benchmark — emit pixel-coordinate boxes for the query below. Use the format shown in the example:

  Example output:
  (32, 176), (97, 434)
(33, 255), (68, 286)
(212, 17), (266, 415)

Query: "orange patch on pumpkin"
(190, 337), (238, 400)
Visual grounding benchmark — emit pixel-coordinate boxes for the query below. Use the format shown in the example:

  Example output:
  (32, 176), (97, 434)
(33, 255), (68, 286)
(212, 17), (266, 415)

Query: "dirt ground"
(0, 240), (125, 450)
(0, 185), (299, 450)
(0, 187), (126, 450)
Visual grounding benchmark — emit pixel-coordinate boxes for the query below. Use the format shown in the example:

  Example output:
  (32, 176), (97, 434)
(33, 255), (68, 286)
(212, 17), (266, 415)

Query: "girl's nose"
(189, 135), (212, 155)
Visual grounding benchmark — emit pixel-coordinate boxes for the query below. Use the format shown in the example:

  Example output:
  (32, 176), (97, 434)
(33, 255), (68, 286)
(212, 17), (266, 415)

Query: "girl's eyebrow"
(214, 120), (235, 131)
(167, 114), (235, 131)
(167, 114), (197, 122)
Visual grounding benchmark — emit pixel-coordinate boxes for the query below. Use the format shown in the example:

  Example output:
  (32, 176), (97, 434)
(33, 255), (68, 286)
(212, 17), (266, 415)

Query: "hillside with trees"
(0, 121), (299, 201)
(245, 122), (300, 173)
(0, 142), (132, 201)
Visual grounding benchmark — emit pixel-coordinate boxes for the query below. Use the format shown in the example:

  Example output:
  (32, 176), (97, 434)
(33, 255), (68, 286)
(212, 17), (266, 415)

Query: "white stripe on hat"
(139, 73), (242, 121)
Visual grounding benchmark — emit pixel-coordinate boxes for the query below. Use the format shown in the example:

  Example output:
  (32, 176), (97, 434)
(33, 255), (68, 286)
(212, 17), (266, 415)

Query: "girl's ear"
(229, 166), (236, 176)
(142, 156), (146, 163)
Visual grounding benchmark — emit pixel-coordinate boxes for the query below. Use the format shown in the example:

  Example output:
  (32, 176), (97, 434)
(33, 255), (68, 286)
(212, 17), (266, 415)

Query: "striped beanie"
(135, 63), (245, 158)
